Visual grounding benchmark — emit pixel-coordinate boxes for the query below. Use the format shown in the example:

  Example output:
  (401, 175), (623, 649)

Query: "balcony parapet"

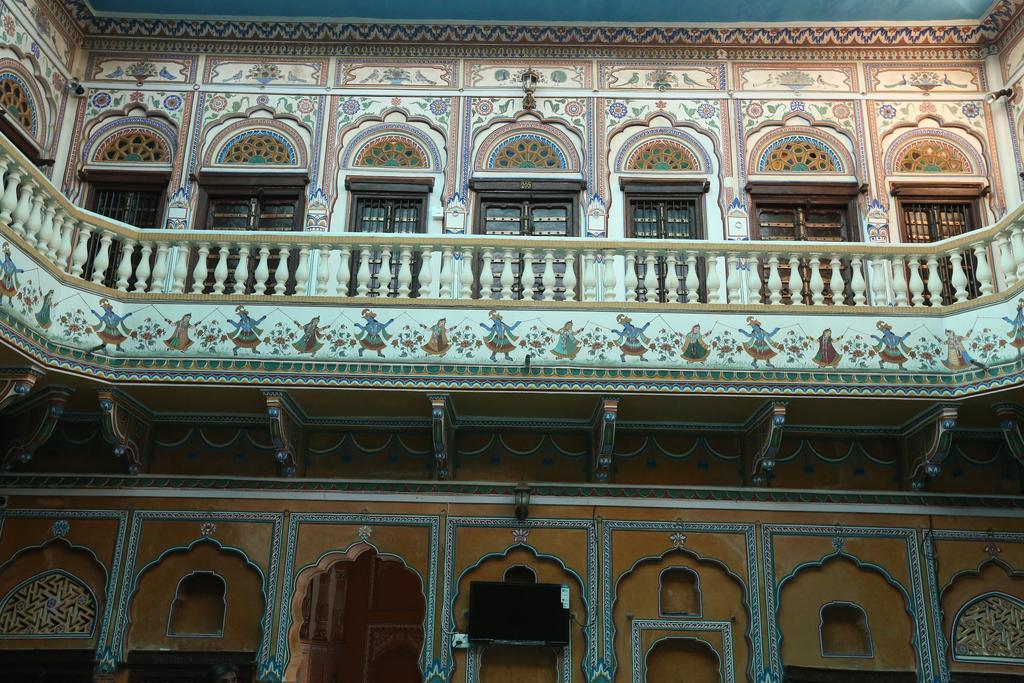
(1, 136), (1024, 397)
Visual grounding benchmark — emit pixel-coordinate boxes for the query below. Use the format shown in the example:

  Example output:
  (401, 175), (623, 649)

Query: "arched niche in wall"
(819, 601), (872, 658)
(201, 110), (310, 171)
(166, 571), (227, 637)
(612, 548), (748, 679)
(778, 554), (915, 672)
(334, 111), (448, 233)
(285, 542), (425, 683)
(660, 566), (702, 617)
(451, 545), (586, 683)
(941, 556), (1024, 674)
(606, 114), (724, 240)
(0, 51), (56, 157)
(0, 537), (107, 645)
(646, 637), (722, 682)
(125, 539), (264, 655)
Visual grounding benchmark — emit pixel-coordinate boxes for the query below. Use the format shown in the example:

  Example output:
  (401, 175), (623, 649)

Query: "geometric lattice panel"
(759, 136), (841, 173)
(627, 139), (700, 172)
(354, 135), (428, 168)
(0, 571), (96, 637)
(895, 139), (972, 174)
(954, 593), (1024, 663)
(95, 129), (169, 163)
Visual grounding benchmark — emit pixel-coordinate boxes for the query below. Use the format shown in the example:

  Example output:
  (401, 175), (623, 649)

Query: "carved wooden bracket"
(0, 366), (44, 412)
(906, 403), (960, 489)
(428, 394), (454, 480)
(995, 403), (1024, 466)
(591, 397), (620, 482)
(97, 389), (150, 474)
(745, 400), (787, 483)
(3, 386), (72, 469)
(264, 390), (303, 477)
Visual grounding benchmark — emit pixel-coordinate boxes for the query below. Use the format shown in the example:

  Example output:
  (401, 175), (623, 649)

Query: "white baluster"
(949, 250), (969, 303)
(458, 248), (474, 299)
(829, 257), (844, 305)
(36, 202), (55, 257)
(45, 206), (63, 262)
(70, 225), (92, 279)
(0, 170), (21, 224)
(295, 246), (310, 296)
(212, 245), (229, 295)
(998, 235), (1018, 288)
(274, 246), (291, 295)
(870, 258), (888, 306)
(0, 158), (8, 214)
(232, 246), (250, 295)
(926, 256), (942, 307)
(170, 243), (189, 294)
(10, 181), (33, 234)
(498, 249), (514, 300)
(706, 253), (722, 304)
(563, 250), (577, 302)
(624, 250), (639, 302)
(908, 258), (925, 307)
(745, 255), (760, 304)
(582, 250), (596, 302)
(481, 248), (495, 299)
(788, 255), (803, 306)
(974, 242), (993, 297)
(397, 246), (413, 299)
(541, 249), (557, 302)
(642, 252), (658, 303)
(191, 243), (209, 294)
(1010, 224), (1024, 280)
(439, 246), (454, 298)
(133, 242), (153, 293)
(316, 247), (330, 296)
(253, 246), (271, 295)
(602, 252), (618, 302)
(355, 247), (371, 297)
(336, 247), (352, 297)
(664, 252), (680, 303)
(726, 254), (741, 303)
(767, 254), (782, 305)
(114, 240), (136, 292)
(808, 256), (824, 306)
(23, 194), (44, 247)
(379, 247), (395, 297)
(684, 253), (699, 304)
(56, 216), (76, 271)
(850, 257), (866, 306)
(891, 257), (909, 306)
(90, 231), (113, 285)
(521, 249), (536, 300)
(150, 242), (169, 293)
(419, 248), (433, 298)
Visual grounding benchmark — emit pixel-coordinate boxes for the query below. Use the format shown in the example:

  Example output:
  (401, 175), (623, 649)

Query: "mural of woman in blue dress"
(228, 305), (267, 356)
(90, 298), (133, 352)
(293, 315), (328, 355)
(740, 316), (781, 368)
(0, 242), (24, 306)
(871, 321), (911, 369)
(356, 309), (393, 357)
(614, 314), (651, 362)
(1004, 299), (1024, 358)
(548, 321), (581, 360)
(35, 289), (54, 329)
(480, 310), (521, 361)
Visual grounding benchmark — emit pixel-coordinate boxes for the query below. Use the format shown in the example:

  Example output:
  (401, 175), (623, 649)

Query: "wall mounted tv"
(467, 581), (570, 645)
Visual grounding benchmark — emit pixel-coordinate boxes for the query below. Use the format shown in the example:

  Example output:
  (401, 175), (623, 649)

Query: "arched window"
(503, 565), (538, 584)
(894, 139), (972, 174)
(819, 602), (873, 657)
(354, 135), (429, 168)
(487, 134), (567, 170)
(217, 130), (297, 165)
(167, 571), (226, 637)
(0, 72), (35, 134)
(660, 567), (701, 616)
(94, 128), (170, 163)
(0, 570), (97, 637)
(646, 638), (721, 681)
(953, 592), (1024, 664)
(626, 139), (701, 172)
(758, 136), (841, 173)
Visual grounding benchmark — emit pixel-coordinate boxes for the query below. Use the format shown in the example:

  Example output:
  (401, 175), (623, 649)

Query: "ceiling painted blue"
(85, 0), (995, 24)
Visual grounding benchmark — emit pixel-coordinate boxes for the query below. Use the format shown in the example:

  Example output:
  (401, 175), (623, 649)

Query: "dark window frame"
(622, 178), (709, 240)
(345, 176), (433, 234)
(471, 178), (583, 237)
(195, 172), (308, 233)
(0, 109), (53, 169)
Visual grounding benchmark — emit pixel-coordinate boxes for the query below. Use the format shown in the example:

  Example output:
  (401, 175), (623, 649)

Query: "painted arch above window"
(93, 128), (171, 163)
(217, 129), (298, 165)
(953, 592), (1024, 664)
(893, 138), (974, 174)
(757, 135), (844, 173)
(0, 569), (97, 638)
(488, 133), (567, 170)
(0, 70), (38, 138)
(354, 134), (430, 169)
(626, 138), (702, 172)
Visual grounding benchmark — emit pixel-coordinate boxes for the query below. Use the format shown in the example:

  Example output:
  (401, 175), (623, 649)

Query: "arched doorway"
(294, 549), (425, 683)
(646, 638), (722, 682)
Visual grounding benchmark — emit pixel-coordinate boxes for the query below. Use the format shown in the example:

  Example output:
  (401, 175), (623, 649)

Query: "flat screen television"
(467, 581), (570, 645)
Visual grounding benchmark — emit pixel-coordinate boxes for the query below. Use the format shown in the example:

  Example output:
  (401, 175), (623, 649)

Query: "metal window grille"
(900, 200), (979, 303)
(627, 197), (704, 303)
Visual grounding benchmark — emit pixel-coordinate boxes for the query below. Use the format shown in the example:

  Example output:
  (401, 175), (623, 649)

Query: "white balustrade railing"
(2, 140), (1024, 310)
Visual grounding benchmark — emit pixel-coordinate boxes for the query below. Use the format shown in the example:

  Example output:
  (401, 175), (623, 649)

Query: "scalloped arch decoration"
(216, 129), (297, 165)
(487, 133), (567, 170)
(953, 592), (1024, 664)
(758, 135), (842, 173)
(0, 71), (37, 137)
(894, 138), (973, 174)
(94, 128), (170, 163)
(626, 138), (701, 172)
(0, 570), (97, 637)
(354, 134), (429, 168)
